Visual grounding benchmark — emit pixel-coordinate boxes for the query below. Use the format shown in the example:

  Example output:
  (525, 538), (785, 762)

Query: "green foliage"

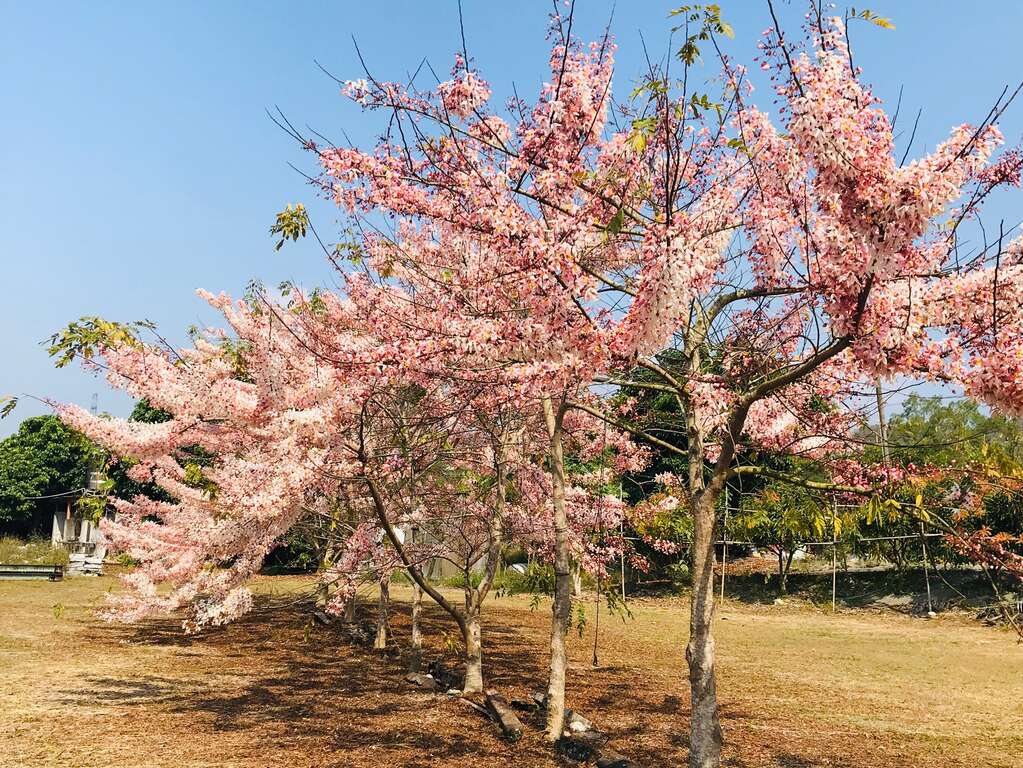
(262, 529), (321, 573)
(605, 204), (627, 235)
(183, 461), (218, 500)
(0, 396), (17, 420)
(669, 4), (734, 65)
(873, 395), (1023, 470)
(46, 316), (154, 369)
(731, 484), (830, 548)
(666, 560), (691, 587)
(574, 602), (587, 637)
(635, 494), (694, 545)
(496, 561), (555, 599)
(441, 570), (485, 590)
(726, 137), (749, 154)
(848, 7), (895, 30)
(687, 92), (723, 120)
(627, 115), (659, 154)
(859, 395), (1023, 564)
(270, 203), (308, 251)
(332, 231), (365, 264)
(729, 483), (835, 594)
(0, 416), (98, 522)
(129, 398), (172, 424)
(76, 492), (111, 523)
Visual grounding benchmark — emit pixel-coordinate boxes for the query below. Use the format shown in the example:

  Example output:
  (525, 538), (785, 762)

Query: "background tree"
(869, 395), (1023, 468)
(860, 394), (1023, 572)
(0, 415), (98, 525)
(729, 482), (828, 596)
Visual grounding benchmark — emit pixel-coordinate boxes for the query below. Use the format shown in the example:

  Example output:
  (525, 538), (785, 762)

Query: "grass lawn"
(0, 575), (1019, 767)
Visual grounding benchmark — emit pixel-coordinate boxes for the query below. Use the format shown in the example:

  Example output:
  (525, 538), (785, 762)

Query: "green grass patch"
(0, 536), (69, 566)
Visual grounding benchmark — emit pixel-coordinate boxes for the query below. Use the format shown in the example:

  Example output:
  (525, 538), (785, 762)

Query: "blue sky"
(2, 1), (1022, 436)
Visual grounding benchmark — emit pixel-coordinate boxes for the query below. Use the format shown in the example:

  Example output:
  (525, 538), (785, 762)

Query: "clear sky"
(2, 1), (1021, 436)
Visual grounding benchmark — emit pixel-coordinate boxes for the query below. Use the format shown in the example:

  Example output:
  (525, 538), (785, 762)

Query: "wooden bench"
(0, 563), (64, 581)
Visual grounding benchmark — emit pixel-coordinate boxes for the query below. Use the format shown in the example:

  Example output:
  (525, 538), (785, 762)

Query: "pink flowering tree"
(347, 381), (524, 692)
(54, 282), (601, 694)
(48, 291), (380, 629)
(294, 5), (1023, 764)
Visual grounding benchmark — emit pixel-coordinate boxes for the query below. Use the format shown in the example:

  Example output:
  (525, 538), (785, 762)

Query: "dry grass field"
(1, 575), (1020, 768)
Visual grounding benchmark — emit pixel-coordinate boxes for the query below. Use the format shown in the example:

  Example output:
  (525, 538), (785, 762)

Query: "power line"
(21, 488), (86, 500)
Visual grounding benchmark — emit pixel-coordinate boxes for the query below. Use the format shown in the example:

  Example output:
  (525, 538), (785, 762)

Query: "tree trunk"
(776, 549), (789, 596)
(543, 396), (572, 742)
(409, 581), (424, 673)
(687, 492), (723, 768)
(572, 561), (583, 598)
(374, 575), (390, 650)
(462, 612), (484, 694)
(316, 539), (338, 609)
(782, 550), (795, 596)
(344, 593), (356, 622)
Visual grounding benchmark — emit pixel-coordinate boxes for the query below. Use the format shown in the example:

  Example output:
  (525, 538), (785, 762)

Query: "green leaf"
(0, 396), (17, 419)
(607, 206), (626, 235)
(726, 137), (749, 154)
(270, 203), (309, 251)
(849, 8), (895, 30)
(46, 317), (153, 369)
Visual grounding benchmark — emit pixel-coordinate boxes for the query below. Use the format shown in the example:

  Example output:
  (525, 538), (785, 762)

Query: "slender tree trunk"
(316, 540), (337, 608)
(409, 581), (424, 673)
(462, 610), (484, 694)
(543, 396), (572, 742)
(777, 549), (794, 596)
(344, 592), (356, 622)
(685, 369), (722, 768)
(571, 561), (584, 598)
(374, 574), (390, 650)
(363, 422), (511, 695)
(687, 492), (723, 768)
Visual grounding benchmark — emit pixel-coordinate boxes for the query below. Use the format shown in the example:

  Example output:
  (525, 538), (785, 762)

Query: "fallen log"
(484, 690), (524, 742)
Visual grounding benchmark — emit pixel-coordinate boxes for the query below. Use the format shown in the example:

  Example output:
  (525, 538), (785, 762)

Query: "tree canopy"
(0, 416), (97, 523)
